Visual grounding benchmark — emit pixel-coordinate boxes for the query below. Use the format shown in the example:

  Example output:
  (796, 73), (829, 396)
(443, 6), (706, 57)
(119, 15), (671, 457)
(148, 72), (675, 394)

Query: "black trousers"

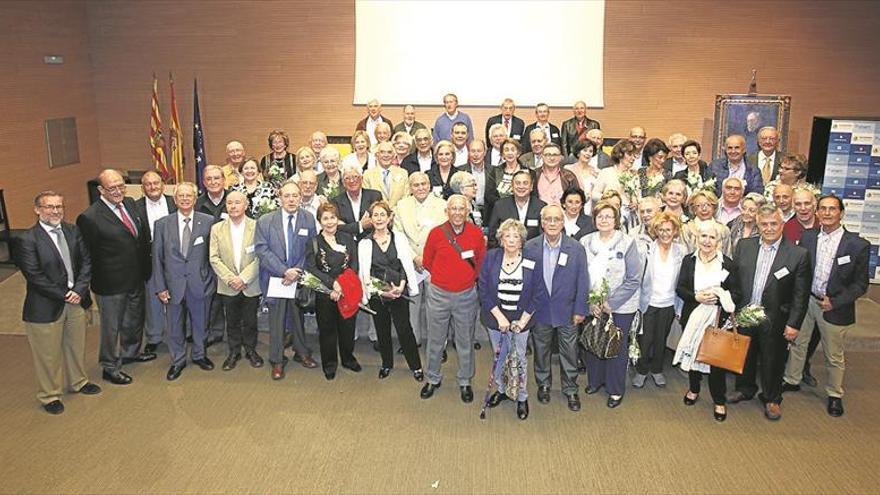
(688, 368), (727, 405)
(206, 293), (226, 342)
(369, 296), (421, 371)
(636, 305), (675, 375)
(315, 294), (357, 374)
(804, 322), (822, 373)
(735, 320), (789, 404)
(219, 293), (259, 355)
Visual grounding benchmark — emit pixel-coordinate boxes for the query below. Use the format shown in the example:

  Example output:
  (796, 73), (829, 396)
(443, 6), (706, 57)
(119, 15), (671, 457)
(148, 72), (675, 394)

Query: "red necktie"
(504, 118), (510, 132)
(117, 204), (137, 237)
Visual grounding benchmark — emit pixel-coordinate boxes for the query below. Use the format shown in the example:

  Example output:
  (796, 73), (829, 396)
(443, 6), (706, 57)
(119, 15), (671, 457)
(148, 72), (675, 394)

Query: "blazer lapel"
(35, 226), (65, 269)
(742, 241), (758, 303)
(764, 240), (791, 296)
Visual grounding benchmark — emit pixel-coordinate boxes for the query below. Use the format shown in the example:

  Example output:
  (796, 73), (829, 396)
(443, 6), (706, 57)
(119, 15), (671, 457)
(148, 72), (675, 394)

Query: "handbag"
(295, 238), (319, 311)
(580, 312), (621, 359)
(696, 317), (751, 374)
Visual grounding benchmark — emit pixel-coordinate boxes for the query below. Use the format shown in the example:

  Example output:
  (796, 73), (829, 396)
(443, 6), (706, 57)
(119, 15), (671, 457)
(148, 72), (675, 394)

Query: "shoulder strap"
(441, 224), (476, 270)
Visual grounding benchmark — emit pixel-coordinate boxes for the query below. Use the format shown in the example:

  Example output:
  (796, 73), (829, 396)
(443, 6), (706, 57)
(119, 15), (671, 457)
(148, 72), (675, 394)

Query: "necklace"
(503, 253), (521, 267)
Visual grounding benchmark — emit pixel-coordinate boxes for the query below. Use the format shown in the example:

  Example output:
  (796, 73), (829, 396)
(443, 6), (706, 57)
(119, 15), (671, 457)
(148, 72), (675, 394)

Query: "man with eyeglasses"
(629, 126), (648, 168)
(17, 191), (102, 414)
(77, 169), (155, 385)
(534, 143), (579, 206)
(747, 127), (781, 183)
(401, 128), (436, 175)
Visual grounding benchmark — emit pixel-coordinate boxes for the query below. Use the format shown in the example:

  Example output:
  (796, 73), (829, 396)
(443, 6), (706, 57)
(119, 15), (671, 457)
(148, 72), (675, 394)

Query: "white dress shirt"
(144, 196), (170, 240)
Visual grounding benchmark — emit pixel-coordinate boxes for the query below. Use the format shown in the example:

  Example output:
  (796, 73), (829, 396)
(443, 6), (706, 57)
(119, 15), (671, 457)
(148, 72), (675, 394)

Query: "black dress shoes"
(342, 361), (363, 373)
(781, 382), (801, 393)
(567, 393), (582, 412)
(378, 367), (391, 379)
(517, 400), (529, 420)
(143, 343), (159, 354)
(488, 391), (508, 408)
(802, 371), (818, 387)
(102, 369), (133, 385)
(223, 353), (241, 371)
(122, 352), (157, 364)
(324, 371), (336, 381)
(412, 369), (425, 382)
(714, 405), (728, 422)
(537, 386), (551, 404)
(460, 385), (474, 403)
(606, 396), (623, 409)
(166, 364), (185, 381)
(828, 397), (844, 417)
(245, 349), (264, 368)
(43, 400), (64, 415)
(76, 382), (102, 395)
(193, 357), (215, 371)
(420, 382), (440, 399)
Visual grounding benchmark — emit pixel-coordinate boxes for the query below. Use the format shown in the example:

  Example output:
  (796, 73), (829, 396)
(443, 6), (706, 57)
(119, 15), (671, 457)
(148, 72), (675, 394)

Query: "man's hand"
(158, 290), (171, 304)
(783, 325), (799, 342)
(227, 276), (246, 291)
(283, 267), (302, 284)
(359, 211), (372, 230)
(64, 291), (81, 305)
(818, 296), (834, 312)
(413, 255), (424, 272)
(572, 314), (585, 325)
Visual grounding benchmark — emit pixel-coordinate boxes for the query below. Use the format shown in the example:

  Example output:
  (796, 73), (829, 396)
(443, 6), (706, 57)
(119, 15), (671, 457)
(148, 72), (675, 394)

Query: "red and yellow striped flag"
(168, 73), (184, 184)
(150, 74), (170, 180)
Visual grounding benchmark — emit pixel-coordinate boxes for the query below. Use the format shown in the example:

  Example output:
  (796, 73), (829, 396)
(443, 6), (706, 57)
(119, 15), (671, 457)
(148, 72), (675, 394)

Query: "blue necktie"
(286, 214), (296, 266)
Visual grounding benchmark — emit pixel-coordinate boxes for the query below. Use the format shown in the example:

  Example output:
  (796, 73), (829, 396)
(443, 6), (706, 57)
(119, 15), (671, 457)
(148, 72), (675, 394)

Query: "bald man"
(709, 134), (764, 196)
(393, 105), (427, 136)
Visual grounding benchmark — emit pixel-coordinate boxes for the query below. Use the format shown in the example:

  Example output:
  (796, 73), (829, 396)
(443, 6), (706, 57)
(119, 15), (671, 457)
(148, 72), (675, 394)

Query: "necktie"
(762, 156), (772, 183)
(286, 214), (296, 266)
(382, 168), (391, 194)
(504, 117), (510, 133)
(117, 204), (136, 236)
(181, 217), (191, 258)
(52, 226), (75, 287)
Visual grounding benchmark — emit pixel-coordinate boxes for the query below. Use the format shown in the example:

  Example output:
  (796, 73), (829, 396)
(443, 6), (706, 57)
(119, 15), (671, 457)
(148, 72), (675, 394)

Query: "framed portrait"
(711, 94), (791, 160)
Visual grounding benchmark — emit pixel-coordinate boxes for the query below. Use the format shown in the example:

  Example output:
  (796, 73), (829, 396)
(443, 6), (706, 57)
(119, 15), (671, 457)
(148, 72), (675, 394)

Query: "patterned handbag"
(581, 312), (622, 359)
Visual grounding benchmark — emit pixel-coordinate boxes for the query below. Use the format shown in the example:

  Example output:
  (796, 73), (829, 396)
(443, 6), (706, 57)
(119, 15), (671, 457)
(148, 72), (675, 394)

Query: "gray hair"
(495, 218), (527, 246)
(449, 171), (476, 194)
(319, 146), (340, 162)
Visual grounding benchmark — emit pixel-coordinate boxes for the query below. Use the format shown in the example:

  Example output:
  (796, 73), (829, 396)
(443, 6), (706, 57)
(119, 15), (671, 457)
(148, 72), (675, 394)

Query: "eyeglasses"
(39, 204), (64, 210)
(101, 185), (126, 192)
(595, 214), (615, 221)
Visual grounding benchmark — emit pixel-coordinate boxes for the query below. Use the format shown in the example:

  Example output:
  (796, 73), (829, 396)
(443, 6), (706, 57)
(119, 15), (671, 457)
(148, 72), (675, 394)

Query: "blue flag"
(193, 78), (207, 192)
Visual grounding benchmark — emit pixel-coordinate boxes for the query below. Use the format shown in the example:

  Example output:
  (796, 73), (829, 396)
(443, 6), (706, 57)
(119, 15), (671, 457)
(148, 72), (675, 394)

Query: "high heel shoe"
(378, 367), (391, 379)
(683, 392), (699, 406)
(714, 405), (727, 422)
(412, 369), (424, 382)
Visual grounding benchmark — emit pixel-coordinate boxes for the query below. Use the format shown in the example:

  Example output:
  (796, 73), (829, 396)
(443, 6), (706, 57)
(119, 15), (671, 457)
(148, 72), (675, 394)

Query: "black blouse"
(305, 232), (358, 289)
(370, 233), (404, 285)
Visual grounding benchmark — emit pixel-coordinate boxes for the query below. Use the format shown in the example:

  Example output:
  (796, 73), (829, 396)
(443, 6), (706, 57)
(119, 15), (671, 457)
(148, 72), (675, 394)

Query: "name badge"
(298, 228), (309, 236)
(526, 219), (539, 227)
(193, 236), (204, 246)
(774, 267), (790, 280)
(245, 244), (255, 254)
(720, 269), (729, 282)
(558, 252), (568, 267)
(461, 249), (474, 260)
(522, 258), (536, 270)
(220, 212), (229, 220)
(513, 134), (521, 140)
(432, 186), (443, 195)
(837, 255), (851, 265)
(551, 133), (559, 138)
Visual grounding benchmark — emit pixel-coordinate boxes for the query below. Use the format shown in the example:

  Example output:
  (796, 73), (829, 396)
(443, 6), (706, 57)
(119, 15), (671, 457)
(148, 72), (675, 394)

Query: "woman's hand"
(497, 315), (510, 333)
(695, 290), (718, 305)
(590, 303), (603, 318)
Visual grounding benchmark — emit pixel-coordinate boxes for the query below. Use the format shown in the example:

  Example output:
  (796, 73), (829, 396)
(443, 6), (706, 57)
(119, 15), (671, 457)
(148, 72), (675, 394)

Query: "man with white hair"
(522, 103), (561, 153)
(392, 105), (427, 136)
(486, 123), (508, 166)
(484, 98), (525, 144)
(401, 128), (436, 175)
(222, 140), (245, 188)
(355, 98), (393, 145)
(663, 133), (688, 176)
(308, 131), (328, 173)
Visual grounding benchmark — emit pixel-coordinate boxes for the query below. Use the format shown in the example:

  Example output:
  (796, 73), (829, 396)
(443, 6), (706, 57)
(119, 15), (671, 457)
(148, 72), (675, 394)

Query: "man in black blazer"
(132, 170), (177, 354)
(456, 139), (494, 227)
(521, 103), (561, 153)
(76, 169), (155, 385)
(728, 205), (811, 421)
(355, 98), (393, 145)
(560, 100), (600, 157)
(782, 195), (870, 417)
(486, 170), (546, 247)
(484, 98), (525, 144)
(401, 128), (436, 175)
(16, 190), (102, 414)
(332, 165), (382, 240)
(194, 165), (227, 346)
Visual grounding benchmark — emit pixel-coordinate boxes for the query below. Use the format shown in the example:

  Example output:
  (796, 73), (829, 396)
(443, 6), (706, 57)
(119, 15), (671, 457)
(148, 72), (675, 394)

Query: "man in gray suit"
(255, 180), (318, 380)
(153, 182), (217, 381)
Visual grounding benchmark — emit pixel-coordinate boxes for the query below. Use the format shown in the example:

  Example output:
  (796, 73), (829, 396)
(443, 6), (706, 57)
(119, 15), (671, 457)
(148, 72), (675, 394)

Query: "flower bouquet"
(687, 173), (716, 194)
(266, 163), (286, 186)
(368, 276), (413, 303)
(300, 271), (375, 315)
(618, 172), (640, 197)
(321, 181), (340, 200)
(588, 277), (610, 306)
(732, 304), (767, 328)
(256, 197), (279, 217)
(644, 173), (666, 197)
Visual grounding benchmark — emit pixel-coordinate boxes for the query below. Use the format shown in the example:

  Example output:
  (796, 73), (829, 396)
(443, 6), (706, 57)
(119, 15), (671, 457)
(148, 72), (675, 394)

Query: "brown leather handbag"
(696, 315), (751, 374)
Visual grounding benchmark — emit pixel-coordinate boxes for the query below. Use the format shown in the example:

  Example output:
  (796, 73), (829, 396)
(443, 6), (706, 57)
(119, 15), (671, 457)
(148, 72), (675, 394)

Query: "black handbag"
(295, 238), (318, 311)
(580, 312), (622, 359)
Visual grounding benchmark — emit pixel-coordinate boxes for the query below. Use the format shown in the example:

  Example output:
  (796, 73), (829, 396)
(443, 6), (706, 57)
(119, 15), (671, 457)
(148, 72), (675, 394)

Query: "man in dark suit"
(746, 126), (781, 185)
(401, 128), (436, 175)
(709, 134), (764, 196)
(662, 132), (689, 176)
(132, 170), (176, 354)
(486, 171), (546, 248)
(782, 195), (870, 417)
(194, 164), (228, 347)
(456, 139), (494, 227)
(523, 204), (589, 412)
(484, 98), (525, 145)
(355, 98), (393, 145)
(153, 182), (217, 381)
(332, 165), (383, 240)
(521, 103), (561, 153)
(76, 169), (155, 385)
(16, 190), (101, 414)
(560, 100), (600, 157)
(728, 205), (811, 420)
(585, 129), (612, 169)
(255, 180), (318, 379)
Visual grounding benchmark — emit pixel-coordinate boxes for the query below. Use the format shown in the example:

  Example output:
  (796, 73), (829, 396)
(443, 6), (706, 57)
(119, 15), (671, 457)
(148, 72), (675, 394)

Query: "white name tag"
(193, 236), (204, 246)
(720, 269), (729, 282)
(513, 134), (521, 140)
(551, 133), (559, 138)
(245, 244), (255, 254)
(461, 249), (474, 260)
(432, 186), (443, 195)
(522, 258), (536, 270)
(220, 212), (229, 220)
(558, 252), (568, 266)
(774, 267), (790, 280)
(298, 228), (309, 236)
(837, 255), (851, 265)
(526, 219), (539, 227)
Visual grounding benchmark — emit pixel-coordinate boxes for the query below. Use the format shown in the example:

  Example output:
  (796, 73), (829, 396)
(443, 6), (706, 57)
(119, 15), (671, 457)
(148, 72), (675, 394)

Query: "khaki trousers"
(784, 297), (848, 398)
(24, 303), (89, 404)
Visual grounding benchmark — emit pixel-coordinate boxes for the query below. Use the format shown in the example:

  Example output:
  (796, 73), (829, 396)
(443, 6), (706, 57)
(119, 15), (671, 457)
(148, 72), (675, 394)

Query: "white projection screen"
(354, 0), (605, 108)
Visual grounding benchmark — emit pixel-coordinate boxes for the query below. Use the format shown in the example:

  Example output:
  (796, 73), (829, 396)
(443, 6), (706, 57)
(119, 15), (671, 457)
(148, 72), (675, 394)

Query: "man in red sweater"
(420, 194), (486, 403)
(783, 187), (817, 243)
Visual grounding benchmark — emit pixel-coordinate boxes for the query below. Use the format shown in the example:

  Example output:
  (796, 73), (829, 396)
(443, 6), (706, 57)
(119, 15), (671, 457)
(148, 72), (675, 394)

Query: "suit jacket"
(209, 217), (261, 297)
(477, 247), (537, 330)
(518, 152), (543, 170)
(485, 114), (526, 144)
(747, 151), (780, 182)
(709, 157), (764, 195)
(733, 237), (811, 332)
(799, 228), (870, 325)
(15, 222), (92, 323)
(152, 212), (216, 304)
(76, 197), (150, 295)
(393, 195), (448, 257)
(254, 208), (317, 298)
(672, 162), (714, 183)
(676, 253), (740, 328)
(331, 188), (383, 239)
(521, 122), (561, 153)
(355, 115), (393, 133)
(400, 151), (435, 176)
(486, 196), (547, 248)
(566, 213), (596, 241)
(560, 116), (600, 157)
(133, 194), (177, 280)
(392, 120), (427, 136)
(362, 165), (409, 209)
(595, 150), (612, 169)
(522, 234), (589, 327)
(456, 161), (494, 223)
(195, 190), (229, 221)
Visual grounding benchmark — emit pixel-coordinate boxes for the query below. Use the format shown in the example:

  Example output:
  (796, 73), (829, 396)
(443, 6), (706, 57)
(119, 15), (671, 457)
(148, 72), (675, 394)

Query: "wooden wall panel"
(0, 1), (102, 228)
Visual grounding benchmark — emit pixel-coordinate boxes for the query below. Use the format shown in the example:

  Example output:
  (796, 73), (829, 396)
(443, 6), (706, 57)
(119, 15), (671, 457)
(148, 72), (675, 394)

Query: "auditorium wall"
(3, 0), (880, 228)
